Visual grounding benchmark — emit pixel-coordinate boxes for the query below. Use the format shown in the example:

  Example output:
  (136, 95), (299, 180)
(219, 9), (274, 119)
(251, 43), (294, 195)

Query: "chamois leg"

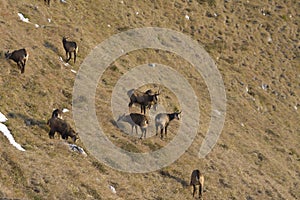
(74, 51), (77, 63)
(140, 105), (146, 114)
(128, 101), (133, 107)
(192, 185), (196, 197)
(141, 128), (146, 139)
(199, 183), (203, 199)
(131, 125), (134, 134)
(155, 125), (158, 136)
(160, 128), (164, 139)
(164, 124), (169, 138)
(21, 61), (25, 74)
(66, 52), (72, 63)
(17, 62), (23, 73)
(49, 129), (55, 139)
(65, 51), (68, 62)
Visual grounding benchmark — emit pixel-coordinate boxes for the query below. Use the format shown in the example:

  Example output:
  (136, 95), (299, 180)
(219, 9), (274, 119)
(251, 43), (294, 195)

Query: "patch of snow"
(60, 0), (67, 3)
(107, 24), (111, 28)
(185, 15), (190, 20)
(18, 13), (29, 23)
(71, 69), (77, 74)
(109, 185), (116, 194)
(0, 123), (25, 151)
(0, 112), (8, 123)
(62, 108), (69, 113)
(136, 11), (139, 15)
(261, 83), (269, 90)
(267, 37), (272, 43)
(47, 18), (51, 23)
(69, 144), (86, 156)
(149, 63), (156, 68)
(59, 56), (70, 67)
(35, 24), (39, 28)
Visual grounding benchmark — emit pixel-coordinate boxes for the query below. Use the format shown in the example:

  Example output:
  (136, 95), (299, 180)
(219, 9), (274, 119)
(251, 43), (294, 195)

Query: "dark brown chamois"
(117, 113), (149, 139)
(47, 117), (78, 142)
(128, 89), (160, 114)
(62, 36), (78, 63)
(155, 111), (181, 139)
(190, 169), (204, 199)
(5, 48), (28, 74)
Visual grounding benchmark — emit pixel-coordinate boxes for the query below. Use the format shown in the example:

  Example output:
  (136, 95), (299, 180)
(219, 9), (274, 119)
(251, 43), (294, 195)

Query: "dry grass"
(0, 0), (299, 199)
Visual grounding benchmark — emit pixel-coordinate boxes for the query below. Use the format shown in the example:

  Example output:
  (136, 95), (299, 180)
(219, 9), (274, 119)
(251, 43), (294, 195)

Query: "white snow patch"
(18, 13), (29, 23)
(59, 56), (70, 66)
(71, 69), (77, 74)
(109, 185), (116, 194)
(62, 108), (69, 113)
(149, 63), (156, 68)
(0, 112), (8, 123)
(0, 122), (25, 151)
(69, 144), (86, 156)
(185, 15), (190, 20)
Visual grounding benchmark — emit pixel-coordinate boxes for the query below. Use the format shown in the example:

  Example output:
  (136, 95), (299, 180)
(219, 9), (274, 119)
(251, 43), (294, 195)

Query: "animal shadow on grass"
(160, 170), (189, 187)
(43, 41), (59, 54)
(110, 119), (130, 136)
(8, 112), (48, 132)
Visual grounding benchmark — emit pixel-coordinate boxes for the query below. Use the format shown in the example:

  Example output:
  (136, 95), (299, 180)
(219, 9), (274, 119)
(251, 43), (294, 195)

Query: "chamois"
(5, 48), (28, 74)
(47, 114), (78, 142)
(155, 111), (181, 139)
(128, 89), (160, 114)
(62, 37), (78, 63)
(190, 169), (204, 199)
(117, 113), (149, 139)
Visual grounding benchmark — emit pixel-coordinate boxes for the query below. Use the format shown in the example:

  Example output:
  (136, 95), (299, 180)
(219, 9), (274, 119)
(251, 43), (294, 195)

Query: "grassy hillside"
(0, 0), (299, 199)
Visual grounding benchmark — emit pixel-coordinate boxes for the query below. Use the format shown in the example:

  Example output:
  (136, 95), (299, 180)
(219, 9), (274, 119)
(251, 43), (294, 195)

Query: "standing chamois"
(117, 113), (149, 139)
(190, 169), (204, 199)
(62, 37), (78, 64)
(5, 48), (28, 74)
(128, 89), (160, 114)
(155, 111), (181, 139)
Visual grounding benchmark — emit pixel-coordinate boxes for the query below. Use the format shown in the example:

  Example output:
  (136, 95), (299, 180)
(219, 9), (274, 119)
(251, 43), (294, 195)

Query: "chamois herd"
(4, 3), (204, 198)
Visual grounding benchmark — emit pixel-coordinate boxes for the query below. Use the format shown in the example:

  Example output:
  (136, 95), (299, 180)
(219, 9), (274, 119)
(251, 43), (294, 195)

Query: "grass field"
(0, 0), (299, 199)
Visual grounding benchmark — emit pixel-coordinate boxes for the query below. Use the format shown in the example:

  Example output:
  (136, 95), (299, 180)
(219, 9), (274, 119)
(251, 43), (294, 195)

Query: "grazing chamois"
(155, 111), (181, 139)
(62, 36), (78, 63)
(47, 116), (78, 142)
(5, 48), (28, 74)
(117, 113), (149, 139)
(190, 169), (204, 199)
(128, 89), (160, 114)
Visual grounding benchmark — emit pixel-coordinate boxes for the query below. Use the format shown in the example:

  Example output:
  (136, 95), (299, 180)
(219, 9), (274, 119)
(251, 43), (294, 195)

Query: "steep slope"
(0, 0), (299, 199)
